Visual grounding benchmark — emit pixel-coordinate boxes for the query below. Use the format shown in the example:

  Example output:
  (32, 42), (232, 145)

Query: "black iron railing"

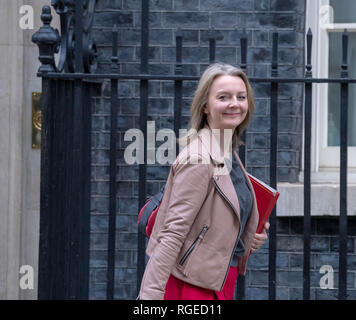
(32, 0), (353, 300)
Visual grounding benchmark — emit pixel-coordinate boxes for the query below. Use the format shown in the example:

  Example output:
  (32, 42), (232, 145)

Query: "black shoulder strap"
(138, 184), (166, 235)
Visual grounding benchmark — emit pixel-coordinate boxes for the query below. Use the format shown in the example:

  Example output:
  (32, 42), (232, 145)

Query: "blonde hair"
(178, 63), (255, 150)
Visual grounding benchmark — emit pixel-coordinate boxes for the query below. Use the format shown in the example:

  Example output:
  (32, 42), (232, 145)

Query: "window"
(276, 0), (356, 217)
(306, 0), (356, 176)
(328, 32), (356, 147)
(327, 0), (356, 147)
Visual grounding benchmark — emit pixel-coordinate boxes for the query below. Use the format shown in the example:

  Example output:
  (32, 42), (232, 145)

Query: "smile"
(223, 113), (241, 116)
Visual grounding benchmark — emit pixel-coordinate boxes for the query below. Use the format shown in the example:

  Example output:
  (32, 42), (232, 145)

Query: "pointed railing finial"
(305, 28), (313, 78)
(175, 27), (183, 75)
(341, 29), (348, 78)
(209, 28), (216, 64)
(271, 31), (278, 77)
(240, 28), (247, 72)
(111, 24), (119, 71)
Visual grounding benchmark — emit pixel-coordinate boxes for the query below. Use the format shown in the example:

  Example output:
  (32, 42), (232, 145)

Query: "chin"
(224, 120), (242, 128)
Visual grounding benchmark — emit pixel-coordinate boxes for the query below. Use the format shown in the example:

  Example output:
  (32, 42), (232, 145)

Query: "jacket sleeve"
(139, 154), (211, 300)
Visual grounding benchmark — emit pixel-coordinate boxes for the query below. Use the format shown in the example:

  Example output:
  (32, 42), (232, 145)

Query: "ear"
(203, 105), (209, 114)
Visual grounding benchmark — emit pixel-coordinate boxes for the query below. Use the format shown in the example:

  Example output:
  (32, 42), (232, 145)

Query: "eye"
(218, 95), (226, 100)
(237, 96), (246, 101)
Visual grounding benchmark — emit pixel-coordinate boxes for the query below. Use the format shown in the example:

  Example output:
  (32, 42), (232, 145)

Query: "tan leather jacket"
(139, 126), (259, 300)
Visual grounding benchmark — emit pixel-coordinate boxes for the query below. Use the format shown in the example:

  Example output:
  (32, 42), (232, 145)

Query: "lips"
(223, 112), (240, 116)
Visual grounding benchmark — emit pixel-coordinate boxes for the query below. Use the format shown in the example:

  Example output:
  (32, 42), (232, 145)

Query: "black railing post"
(75, 0), (84, 72)
(81, 78), (93, 300)
(268, 31), (279, 300)
(339, 29), (349, 300)
(239, 28), (248, 167)
(240, 28), (247, 73)
(32, 5), (59, 299)
(63, 79), (74, 298)
(38, 78), (55, 299)
(174, 28), (183, 156)
(236, 28), (248, 301)
(107, 24), (119, 300)
(303, 28), (313, 300)
(66, 2), (85, 299)
(71, 67), (84, 299)
(209, 29), (216, 64)
(137, 0), (150, 296)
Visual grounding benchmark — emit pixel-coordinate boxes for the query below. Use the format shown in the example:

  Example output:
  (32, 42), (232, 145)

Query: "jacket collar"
(197, 125), (229, 167)
(197, 125), (256, 223)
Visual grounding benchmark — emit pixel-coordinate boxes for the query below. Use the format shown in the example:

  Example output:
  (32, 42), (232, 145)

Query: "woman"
(139, 63), (269, 300)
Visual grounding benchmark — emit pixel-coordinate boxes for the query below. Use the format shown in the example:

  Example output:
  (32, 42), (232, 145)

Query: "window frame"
(304, 0), (356, 182)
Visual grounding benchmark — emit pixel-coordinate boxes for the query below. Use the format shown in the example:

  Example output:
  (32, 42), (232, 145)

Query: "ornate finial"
(41, 5), (52, 25)
(33, 1), (98, 74)
(32, 6), (61, 74)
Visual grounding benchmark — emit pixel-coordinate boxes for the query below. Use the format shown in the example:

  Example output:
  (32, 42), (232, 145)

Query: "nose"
(229, 96), (239, 107)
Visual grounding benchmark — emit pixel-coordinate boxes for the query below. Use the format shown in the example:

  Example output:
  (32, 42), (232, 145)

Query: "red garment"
(164, 266), (238, 300)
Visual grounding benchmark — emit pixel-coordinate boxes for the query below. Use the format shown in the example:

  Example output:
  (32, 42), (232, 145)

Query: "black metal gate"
(32, 1), (100, 299)
(32, 0), (353, 300)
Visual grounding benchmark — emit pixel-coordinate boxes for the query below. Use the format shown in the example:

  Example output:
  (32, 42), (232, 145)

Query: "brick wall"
(247, 217), (356, 299)
(86, 0), (352, 300)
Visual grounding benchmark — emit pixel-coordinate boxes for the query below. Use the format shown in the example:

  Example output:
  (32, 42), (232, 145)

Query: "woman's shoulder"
(173, 134), (211, 167)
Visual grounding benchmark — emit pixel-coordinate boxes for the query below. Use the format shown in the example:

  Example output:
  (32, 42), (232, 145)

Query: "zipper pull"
(199, 226), (209, 239)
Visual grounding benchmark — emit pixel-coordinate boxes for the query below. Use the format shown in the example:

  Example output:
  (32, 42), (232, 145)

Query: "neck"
(209, 127), (234, 158)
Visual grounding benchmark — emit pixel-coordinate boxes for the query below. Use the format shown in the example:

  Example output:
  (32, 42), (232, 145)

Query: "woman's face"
(203, 75), (248, 131)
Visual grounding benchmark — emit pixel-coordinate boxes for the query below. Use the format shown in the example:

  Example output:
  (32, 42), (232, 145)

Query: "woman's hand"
(251, 222), (270, 253)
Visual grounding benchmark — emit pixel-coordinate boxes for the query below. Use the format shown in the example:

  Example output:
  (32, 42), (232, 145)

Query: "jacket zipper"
(212, 178), (241, 290)
(179, 226), (209, 266)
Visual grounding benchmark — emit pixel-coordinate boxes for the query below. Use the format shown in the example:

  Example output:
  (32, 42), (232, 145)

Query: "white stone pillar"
(0, 0), (25, 300)
(0, 0), (59, 300)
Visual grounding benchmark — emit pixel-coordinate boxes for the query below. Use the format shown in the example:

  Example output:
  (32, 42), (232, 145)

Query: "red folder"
(248, 174), (280, 234)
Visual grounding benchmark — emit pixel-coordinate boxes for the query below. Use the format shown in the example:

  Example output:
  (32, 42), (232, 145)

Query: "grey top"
(224, 154), (254, 267)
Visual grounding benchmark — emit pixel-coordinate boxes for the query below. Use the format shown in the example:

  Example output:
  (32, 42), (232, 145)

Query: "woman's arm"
(139, 154), (211, 300)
